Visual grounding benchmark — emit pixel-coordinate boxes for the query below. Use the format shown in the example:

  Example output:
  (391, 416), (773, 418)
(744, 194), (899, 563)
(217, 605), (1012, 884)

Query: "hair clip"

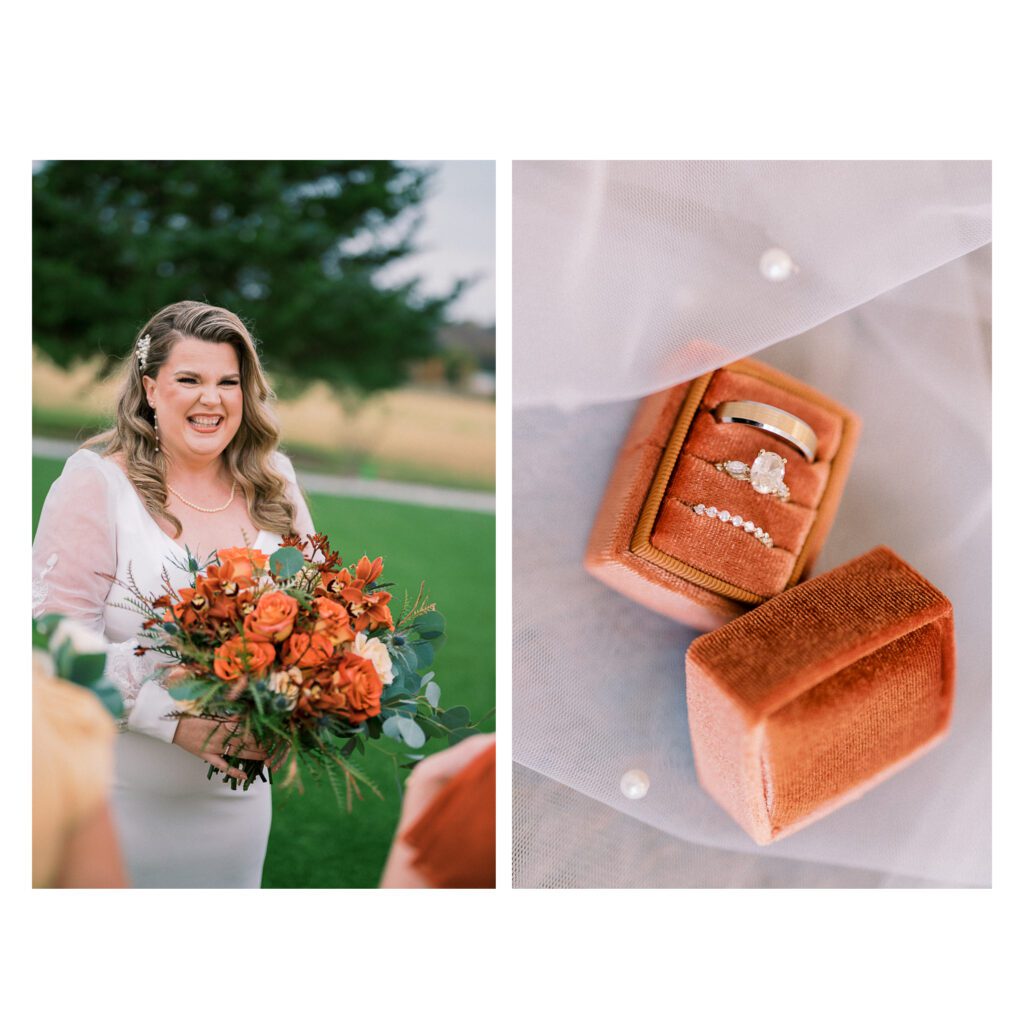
(136, 333), (151, 371)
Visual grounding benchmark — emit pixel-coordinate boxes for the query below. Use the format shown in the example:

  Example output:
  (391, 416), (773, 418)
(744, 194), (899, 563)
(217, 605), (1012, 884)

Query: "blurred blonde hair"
(83, 300), (296, 539)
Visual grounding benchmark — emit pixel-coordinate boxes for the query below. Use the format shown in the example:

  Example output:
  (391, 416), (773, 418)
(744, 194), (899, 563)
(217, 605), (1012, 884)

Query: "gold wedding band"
(713, 400), (818, 461)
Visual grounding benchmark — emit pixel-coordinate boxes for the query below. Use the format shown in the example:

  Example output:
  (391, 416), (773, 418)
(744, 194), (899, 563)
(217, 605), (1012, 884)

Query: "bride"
(32, 300), (315, 887)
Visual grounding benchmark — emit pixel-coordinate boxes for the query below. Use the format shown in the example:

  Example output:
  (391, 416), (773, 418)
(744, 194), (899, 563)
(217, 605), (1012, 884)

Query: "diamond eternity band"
(690, 503), (773, 548)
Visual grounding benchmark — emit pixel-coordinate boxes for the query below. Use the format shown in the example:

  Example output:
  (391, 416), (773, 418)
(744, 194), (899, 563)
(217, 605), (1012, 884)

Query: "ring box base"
(584, 357), (861, 631)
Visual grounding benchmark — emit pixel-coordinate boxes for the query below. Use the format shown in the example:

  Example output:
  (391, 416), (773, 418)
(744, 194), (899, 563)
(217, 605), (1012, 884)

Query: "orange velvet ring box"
(685, 547), (955, 844)
(585, 359), (956, 843)
(585, 357), (861, 630)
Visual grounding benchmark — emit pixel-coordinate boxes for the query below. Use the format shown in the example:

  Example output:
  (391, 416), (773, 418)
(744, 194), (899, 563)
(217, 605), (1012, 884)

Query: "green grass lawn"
(32, 455), (495, 888)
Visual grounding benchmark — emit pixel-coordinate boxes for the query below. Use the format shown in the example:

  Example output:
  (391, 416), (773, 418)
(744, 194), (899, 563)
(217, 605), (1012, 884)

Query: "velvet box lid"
(684, 546), (955, 844)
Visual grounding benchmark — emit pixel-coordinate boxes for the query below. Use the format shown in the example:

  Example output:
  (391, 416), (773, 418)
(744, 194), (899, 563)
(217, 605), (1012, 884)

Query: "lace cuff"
(103, 640), (178, 741)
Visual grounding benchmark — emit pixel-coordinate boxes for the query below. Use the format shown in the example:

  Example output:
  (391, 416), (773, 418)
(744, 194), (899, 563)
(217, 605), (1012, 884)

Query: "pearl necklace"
(167, 479), (237, 514)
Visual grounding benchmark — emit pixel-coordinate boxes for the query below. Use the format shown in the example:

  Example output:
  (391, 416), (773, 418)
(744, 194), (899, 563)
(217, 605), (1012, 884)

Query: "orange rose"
(244, 591), (299, 642)
(215, 546), (269, 586)
(281, 631), (334, 670)
(213, 634), (277, 681)
(312, 597), (355, 646)
(325, 651), (383, 723)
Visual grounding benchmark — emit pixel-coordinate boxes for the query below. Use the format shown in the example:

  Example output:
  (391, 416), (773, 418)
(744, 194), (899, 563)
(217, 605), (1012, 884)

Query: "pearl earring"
(152, 405), (160, 453)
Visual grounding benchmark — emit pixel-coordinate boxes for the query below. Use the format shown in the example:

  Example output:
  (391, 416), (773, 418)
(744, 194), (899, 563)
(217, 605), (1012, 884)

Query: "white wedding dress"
(32, 447), (315, 888)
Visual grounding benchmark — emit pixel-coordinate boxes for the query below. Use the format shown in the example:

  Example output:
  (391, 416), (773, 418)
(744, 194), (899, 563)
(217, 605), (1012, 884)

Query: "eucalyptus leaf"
(91, 679), (124, 718)
(410, 639), (434, 670)
(412, 609), (446, 640)
(382, 716), (404, 741)
(439, 705), (471, 729)
(168, 679), (211, 701)
(33, 613), (64, 638)
(425, 680), (441, 708)
(391, 644), (418, 674)
(269, 546), (305, 579)
(33, 613), (63, 650)
(416, 715), (445, 739)
(67, 651), (107, 686)
(53, 639), (74, 680)
(396, 717), (426, 749)
(381, 681), (407, 702)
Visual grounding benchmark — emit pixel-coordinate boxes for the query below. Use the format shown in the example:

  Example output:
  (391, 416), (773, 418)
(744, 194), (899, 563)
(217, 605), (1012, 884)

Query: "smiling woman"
(95, 301), (298, 546)
(31, 300), (316, 887)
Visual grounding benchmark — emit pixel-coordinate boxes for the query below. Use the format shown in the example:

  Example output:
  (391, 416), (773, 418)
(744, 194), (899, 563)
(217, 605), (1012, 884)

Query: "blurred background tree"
(33, 160), (458, 394)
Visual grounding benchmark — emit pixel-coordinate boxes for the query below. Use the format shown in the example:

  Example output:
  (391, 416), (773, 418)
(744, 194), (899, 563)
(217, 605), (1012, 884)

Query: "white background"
(5, 2), (1019, 1021)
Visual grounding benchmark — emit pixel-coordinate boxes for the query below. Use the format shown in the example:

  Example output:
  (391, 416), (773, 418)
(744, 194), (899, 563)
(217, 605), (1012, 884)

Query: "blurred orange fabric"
(403, 741), (496, 888)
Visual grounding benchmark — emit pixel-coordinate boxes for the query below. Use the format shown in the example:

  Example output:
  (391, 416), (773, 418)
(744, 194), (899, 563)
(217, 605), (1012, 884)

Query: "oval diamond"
(750, 450), (786, 495)
(706, 506), (718, 517)
(731, 515), (743, 527)
(744, 521), (755, 532)
(718, 509), (730, 521)
(724, 460), (747, 476)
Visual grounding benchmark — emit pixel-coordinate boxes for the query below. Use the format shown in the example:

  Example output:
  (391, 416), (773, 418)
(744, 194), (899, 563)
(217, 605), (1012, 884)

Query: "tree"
(33, 161), (458, 393)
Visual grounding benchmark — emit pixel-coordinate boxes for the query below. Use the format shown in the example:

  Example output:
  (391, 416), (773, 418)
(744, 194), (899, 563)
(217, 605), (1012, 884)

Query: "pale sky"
(379, 160), (496, 326)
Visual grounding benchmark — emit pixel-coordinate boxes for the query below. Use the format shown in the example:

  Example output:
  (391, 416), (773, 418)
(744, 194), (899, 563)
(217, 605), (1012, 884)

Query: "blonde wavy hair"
(83, 300), (297, 539)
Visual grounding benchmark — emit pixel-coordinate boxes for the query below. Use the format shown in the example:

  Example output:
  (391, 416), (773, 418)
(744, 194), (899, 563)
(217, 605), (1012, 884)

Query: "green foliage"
(268, 545), (305, 579)
(32, 613), (62, 650)
(33, 613), (125, 719)
(32, 161), (459, 394)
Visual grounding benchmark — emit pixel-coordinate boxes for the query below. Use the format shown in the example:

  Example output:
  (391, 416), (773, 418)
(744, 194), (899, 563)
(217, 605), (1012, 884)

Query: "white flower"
(267, 667), (302, 709)
(294, 565), (322, 590)
(51, 618), (108, 657)
(353, 632), (394, 687)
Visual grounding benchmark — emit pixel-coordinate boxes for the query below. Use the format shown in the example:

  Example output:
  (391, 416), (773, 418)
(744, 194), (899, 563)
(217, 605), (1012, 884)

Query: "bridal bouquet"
(108, 533), (475, 805)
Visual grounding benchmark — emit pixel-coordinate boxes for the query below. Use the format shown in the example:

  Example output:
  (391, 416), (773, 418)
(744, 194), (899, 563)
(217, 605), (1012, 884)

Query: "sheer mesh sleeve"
(31, 454), (171, 737)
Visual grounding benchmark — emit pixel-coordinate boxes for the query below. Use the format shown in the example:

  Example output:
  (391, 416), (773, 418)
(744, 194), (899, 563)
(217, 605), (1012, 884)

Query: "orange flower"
(347, 588), (393, 633)
(213, 634), (277, 681)
(281, 631), (334, 670)
(215, 546), (269, 586)
(296, 652), (382, 723)
(322, 556), (393, 631)
(166, 584), (210, 629)
(244, 591), (299, 642)
(354, 555), (384, 586)
(328, 652), (383, 723)
(312, 597), (355, 646)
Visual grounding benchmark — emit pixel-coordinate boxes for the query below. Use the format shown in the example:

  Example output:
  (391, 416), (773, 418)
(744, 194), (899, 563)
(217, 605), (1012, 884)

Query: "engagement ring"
(713, 400), (818, 462)
(714, 449), (790, 501)
(690, 503), (773, 548)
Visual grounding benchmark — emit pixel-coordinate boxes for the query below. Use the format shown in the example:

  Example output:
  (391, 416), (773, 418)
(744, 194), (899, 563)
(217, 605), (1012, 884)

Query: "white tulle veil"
(512, 160), (991, 887)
